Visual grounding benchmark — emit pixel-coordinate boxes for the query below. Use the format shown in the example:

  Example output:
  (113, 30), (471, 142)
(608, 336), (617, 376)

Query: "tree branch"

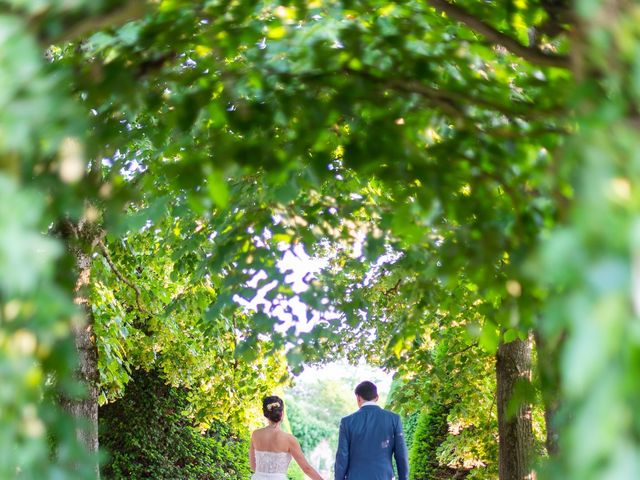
(384, 279), (403, 298)
(450, 341), (479, 356)
(98, 239), (151, 315)
(427, 0), (571, 69)
(47, 0), (148, 46)
(344, 68), (564, 120)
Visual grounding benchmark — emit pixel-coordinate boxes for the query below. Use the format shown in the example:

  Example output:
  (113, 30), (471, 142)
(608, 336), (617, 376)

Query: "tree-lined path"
(1, 0), (639, 479)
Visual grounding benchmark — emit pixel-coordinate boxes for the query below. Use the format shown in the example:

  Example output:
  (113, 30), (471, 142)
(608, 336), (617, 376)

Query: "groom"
(335, 381), (409, 480)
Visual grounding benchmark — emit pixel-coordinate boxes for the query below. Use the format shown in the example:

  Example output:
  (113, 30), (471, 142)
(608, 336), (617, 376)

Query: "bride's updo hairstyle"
(263, 395), (284, 423)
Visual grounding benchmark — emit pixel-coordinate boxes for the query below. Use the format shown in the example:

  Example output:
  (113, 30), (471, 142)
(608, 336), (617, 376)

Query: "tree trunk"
(496, 334), (535, 480)
(59, 221), (101, 479)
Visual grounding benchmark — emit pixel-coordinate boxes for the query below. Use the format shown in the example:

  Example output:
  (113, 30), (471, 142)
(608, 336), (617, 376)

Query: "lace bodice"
(255, 450), (292, 474)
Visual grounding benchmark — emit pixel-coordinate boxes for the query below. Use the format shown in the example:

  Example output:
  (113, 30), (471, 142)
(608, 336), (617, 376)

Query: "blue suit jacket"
(334, 405), (409, 480)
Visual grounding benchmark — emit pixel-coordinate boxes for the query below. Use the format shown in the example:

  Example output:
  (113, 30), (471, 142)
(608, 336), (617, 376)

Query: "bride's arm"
(249, 433), (256, 472)
(289, 435), (324, 480)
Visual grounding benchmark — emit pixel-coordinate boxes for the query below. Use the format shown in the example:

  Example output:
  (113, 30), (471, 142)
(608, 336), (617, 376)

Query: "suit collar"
(360, 401), (380, 408)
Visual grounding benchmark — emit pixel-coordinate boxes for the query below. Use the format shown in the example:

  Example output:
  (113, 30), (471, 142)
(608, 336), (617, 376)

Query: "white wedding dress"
(252, 450), (292, 480)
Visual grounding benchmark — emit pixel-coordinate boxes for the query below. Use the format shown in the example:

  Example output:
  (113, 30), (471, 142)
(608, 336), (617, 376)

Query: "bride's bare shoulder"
(251, 427), (267, 440)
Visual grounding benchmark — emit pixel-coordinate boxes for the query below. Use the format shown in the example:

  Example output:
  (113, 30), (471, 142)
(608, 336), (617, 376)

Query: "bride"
(250, 396), (325, 480)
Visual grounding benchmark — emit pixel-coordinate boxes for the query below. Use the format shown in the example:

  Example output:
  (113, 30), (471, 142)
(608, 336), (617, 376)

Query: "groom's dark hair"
(355, 381), (378, 401)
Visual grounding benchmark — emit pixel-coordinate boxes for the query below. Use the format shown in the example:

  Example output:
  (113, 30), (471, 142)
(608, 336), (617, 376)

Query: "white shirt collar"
(360, 401), (378, 408)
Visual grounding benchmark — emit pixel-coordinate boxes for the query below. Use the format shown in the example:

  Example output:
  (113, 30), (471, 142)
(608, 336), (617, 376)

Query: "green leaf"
(503, 328), (519, 344)
(207, 170), (230, 208)
(479, 322), (500, 353)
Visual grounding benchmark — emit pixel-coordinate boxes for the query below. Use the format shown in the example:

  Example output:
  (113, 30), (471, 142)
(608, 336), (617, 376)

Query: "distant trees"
(285, 371), (366, 452)
(286, 400), (334, 453)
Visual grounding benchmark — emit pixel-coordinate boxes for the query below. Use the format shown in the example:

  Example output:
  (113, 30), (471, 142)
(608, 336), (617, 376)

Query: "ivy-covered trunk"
(496, 335), (534, 480)
(60, 221), (101, 479)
